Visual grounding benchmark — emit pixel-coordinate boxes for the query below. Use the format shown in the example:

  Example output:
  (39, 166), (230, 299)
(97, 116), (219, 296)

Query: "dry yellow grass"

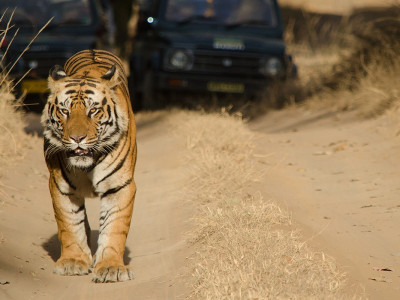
(0, 82), (27, 165)
(0, 11), (46, 169)
(0, 12), (46, 202)
(171, 111), (349, 298)
(0, 80), (29, 203)
(302, 52), (400, 118)
(280, 0), (393, 14)
(279, 3), (400, 120)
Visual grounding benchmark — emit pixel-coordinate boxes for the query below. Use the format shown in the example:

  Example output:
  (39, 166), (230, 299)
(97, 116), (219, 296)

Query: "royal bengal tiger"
(41, 49), (137, 283)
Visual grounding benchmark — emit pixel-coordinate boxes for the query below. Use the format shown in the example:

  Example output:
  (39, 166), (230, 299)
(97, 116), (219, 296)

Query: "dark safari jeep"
(129, 0), (296, 109)
(0, 0), (114, 111)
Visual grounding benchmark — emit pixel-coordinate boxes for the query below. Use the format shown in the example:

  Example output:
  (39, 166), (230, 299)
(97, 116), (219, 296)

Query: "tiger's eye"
(89, 108), (97, 114)
(60, 108), (69, 116)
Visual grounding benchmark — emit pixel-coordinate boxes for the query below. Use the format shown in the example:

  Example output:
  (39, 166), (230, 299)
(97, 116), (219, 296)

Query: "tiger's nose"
(70, 135), (87, 143)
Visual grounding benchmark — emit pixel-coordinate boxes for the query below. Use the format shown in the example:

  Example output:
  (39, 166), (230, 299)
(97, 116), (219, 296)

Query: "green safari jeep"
(129, 0), (296, 109)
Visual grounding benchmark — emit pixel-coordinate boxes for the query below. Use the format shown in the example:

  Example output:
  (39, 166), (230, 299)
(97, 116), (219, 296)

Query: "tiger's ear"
(48, 65), (67, 93)
(49, 65), (67, 81)
(101, 65), (119, 88)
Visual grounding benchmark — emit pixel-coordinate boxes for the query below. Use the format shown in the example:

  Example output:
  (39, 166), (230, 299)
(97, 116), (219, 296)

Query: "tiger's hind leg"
(92, 181), (136, 283)
(50, 178), (92, 276)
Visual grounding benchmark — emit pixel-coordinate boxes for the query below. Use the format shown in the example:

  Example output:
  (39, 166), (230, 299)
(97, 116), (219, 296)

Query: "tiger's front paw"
(54, 258), (91, 276)
(92, 265), (134, 283)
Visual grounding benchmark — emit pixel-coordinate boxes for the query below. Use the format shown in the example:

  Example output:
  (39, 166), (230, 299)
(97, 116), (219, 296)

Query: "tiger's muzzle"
(66, 147), (94, 158)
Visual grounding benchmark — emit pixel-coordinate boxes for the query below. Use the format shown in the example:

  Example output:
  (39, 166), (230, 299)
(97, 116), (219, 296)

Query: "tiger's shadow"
(42, 230), (132, 265)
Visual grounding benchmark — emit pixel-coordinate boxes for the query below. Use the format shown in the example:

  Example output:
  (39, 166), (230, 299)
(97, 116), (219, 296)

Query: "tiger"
(41, 49), (137, 283)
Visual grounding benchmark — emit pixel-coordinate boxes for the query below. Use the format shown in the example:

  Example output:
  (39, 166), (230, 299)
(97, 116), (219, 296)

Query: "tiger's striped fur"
(41, 49), (137, 283)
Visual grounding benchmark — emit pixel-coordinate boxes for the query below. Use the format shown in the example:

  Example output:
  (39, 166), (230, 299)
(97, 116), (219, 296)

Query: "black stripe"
(96, 144), (130, 186)
(111, 98), (120, 131)
(101, 230), (128, 236)
(63, 50), (130, 99)
(49, 103), (55, 115)
(95, 153), (107, 165)
(105, 133), (128, 166)
(100, 119), (113, 127)
(99, 103), (121, 141)
(84, 163), (97, 173)
(99, 214), (131, 235)
(70, 219), (85, 226)
(69, 62), (107, 74)
(86, 79), (100, 83)
(52, 176), (73, 196)
(106, 104), (111, 117)
(101, 178), (132, 197)
(65, 242), (85, 253)
(50, 129), (61, 142)
(109, 139), (122, 151)
(100, 216), (130, 233)
(99, 198), (133, 226)
(72, 204), (85, 213)
(99, 210), (118, 227)
(58, 156), (77, 190)
(98, 127), (120, 145)
(65, 50), (126, 76)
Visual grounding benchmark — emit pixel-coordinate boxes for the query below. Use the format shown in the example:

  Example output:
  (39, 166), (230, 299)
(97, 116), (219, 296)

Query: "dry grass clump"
(172, 110), (348, 298)
(0, 10), (52, 166)
(177, 110), (258, 202)
(192, 197), (346, 299)
(0, 12), (27, 166)
(321, 6), (400, 92)
(304, 47), (400, 117)
(0, 79), (28, 204)
(0, 11), (46, 201)
(0, 10), (49, 169)
(273, 4), (400, 113)
(0, 81), (26, 165)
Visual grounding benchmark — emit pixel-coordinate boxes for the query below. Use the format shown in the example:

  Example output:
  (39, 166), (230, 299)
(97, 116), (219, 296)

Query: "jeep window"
(164, 0), (277, 27)
(0, 0), (93, 28)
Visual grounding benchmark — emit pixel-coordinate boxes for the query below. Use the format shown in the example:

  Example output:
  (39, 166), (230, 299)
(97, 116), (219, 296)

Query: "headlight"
(165, 49), (194, 71)
(260, 57), (282, 77)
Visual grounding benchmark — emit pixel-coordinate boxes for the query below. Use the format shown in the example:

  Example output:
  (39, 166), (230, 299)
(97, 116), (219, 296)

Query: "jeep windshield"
(163, 0), (277, 27)
(0, 0), (93, 28)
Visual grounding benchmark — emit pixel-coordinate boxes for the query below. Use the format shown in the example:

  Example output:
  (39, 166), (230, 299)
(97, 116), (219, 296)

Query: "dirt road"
(251, 107), (400, 299)
(1, 107), (400, 299)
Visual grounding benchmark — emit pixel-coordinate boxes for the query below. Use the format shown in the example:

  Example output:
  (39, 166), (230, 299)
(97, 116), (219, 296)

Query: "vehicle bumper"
(19, 78), (50, 94)
(154, 72), (272, 95)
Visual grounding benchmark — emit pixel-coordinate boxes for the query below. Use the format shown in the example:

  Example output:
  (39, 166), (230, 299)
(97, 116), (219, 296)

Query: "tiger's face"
(42, 65), (128, 169)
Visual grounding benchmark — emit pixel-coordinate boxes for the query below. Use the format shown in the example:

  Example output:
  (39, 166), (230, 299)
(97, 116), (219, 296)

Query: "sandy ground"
(251, 108), (400, 299)
(2, 107), (400, 299)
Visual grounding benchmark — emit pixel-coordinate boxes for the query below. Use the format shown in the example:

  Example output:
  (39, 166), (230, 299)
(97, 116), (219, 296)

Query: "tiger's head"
(41, 65), (129, 170)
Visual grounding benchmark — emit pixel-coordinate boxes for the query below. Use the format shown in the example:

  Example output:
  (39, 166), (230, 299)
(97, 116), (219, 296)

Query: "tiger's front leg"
(49, 176), (92, 276)
(92, 180), (136, 283)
